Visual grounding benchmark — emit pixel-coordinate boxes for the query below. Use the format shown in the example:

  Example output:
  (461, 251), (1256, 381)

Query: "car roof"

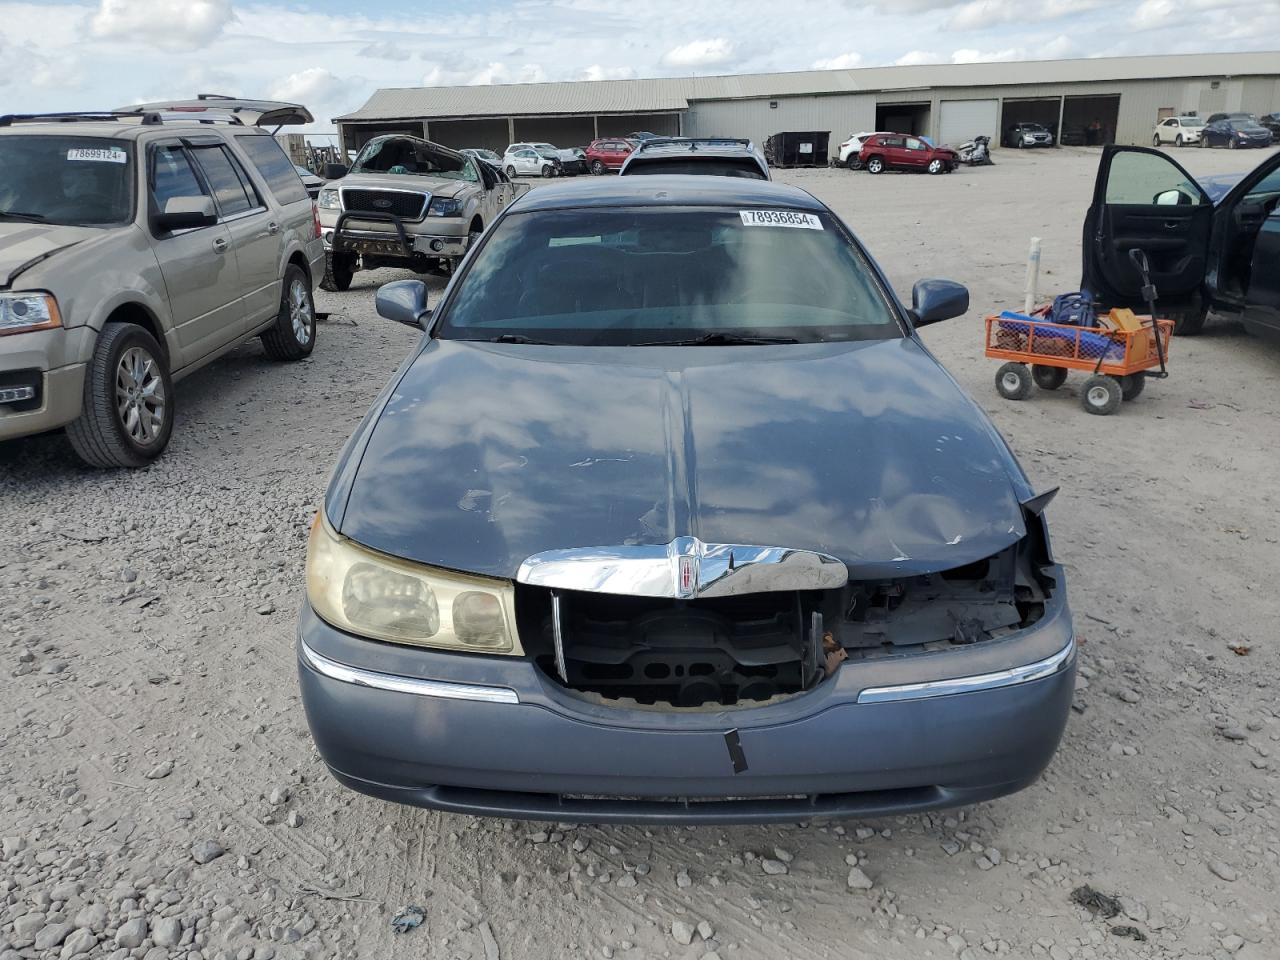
(511, 175), (823, 212)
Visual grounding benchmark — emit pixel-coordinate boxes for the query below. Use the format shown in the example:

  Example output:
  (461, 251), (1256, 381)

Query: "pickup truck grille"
(341, 189), (428, 221)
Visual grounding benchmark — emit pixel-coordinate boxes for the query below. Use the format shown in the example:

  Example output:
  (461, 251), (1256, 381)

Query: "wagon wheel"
(1119, 372), (1146, 401)
(1081, 374), (1123, 415)
(995, 362), (1033, 401)
(1032, 365), (1068, 390)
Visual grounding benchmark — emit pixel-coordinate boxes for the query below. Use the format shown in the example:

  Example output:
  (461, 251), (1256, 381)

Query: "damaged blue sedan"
(299, 177), (1074, 824)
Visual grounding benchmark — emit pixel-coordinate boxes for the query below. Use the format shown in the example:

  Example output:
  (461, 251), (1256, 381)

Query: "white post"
(1023, 237), (1042, 314)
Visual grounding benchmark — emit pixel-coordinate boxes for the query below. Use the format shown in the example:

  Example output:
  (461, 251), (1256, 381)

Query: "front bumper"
(1, 327), (89, 441)
(319, 211), (469, 259)
(297, 570), (1075, 823)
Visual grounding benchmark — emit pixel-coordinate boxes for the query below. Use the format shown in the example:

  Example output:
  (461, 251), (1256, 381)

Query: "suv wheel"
(66, 323), (174, 468)
(846, 157), (863, 170)
(927, 158), (945, 174)
(262, 265), (317, 361)
(320, 252), (354, 292)
(592, 159), (605, 175)
(1175, 134), (1183, 147)
(1152, 134), (1161, 147)
(866, 156), (884, 174)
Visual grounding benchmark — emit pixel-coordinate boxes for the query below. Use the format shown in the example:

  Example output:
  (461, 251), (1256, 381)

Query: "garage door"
(938, 99), (999, 146)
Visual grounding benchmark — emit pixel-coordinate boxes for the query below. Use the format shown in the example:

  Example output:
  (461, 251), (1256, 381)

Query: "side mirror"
(1154, 189), (1188, 206)
(910, 279), (969, 327)
(323, 163), (349, 180)
(155, 196), (217, 232)
(376, 279), (432, 329)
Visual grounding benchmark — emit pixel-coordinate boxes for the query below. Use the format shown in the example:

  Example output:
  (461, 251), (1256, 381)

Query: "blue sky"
(1, 0), (1275, 139)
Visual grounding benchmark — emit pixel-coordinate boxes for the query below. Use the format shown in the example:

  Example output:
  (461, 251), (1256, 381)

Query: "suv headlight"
(317, 188), (341, 210)
(426, 197), (463, 218)
(306, 515), (521, 654)
(0, 293), (61, 336)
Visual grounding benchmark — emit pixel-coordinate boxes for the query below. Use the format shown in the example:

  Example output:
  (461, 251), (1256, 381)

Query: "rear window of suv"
(236, 135), (309, 205)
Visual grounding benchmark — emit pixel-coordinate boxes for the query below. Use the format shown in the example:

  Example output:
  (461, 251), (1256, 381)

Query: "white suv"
(0, 98), (324, 467)
(837, 132), (892, 170)
(1152, 116), (1205, 147)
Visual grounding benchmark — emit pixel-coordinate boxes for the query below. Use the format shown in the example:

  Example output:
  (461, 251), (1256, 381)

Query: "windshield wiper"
(0, 211), (47, 223)
(479, 334), (559, 345)
(634, 332), (801, 346)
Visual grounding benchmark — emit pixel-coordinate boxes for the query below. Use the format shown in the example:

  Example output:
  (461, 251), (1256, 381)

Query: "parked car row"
(453, 133), (664, 180)
(1154, 112), (1276, 149)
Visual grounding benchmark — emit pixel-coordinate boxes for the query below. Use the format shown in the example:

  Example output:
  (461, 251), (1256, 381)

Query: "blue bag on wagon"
(1049, 290), (1095, 327)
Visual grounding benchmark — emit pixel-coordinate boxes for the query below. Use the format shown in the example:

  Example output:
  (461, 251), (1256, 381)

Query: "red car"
(859, 134), (958, 175)
(585, 138), (637, 174)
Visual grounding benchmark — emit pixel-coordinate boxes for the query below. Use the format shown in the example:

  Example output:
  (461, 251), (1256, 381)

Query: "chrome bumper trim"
(856, 636), (1075, 704)
(299, 637), (520, 704)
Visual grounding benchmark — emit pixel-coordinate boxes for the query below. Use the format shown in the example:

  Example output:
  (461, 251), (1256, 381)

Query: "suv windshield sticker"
(739, 210), (822, 230)
(67, 148), (127, 164)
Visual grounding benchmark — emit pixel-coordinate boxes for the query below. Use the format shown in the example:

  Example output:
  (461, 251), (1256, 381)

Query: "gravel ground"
(2, 145), (1279, 960)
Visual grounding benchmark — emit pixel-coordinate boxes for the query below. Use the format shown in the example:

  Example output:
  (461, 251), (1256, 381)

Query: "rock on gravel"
(847, 866), (875, 890)
(761, 858), (788, 875)
(1208, 860), (1238, 882)
(152, 916), (182, 947)
(33, 924), (73, 951)
(115, 917), (147, 948)
(60, 927), (96, 957)
(671, 920), (696, 945)
(192, 838), (226, 864)
(145, 760), (174, 779)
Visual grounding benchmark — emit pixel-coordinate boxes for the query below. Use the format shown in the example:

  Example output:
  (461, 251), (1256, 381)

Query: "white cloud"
(467, 62), (548, 85)
(270, 68), (349, 105)
(359, 41), (411, 62)
(91, 0), (235, 51)
(894, 49), (943, 65)
(662, 38), (735, 68)
(580, 64), (636, 81)
(811, 52), (863, 70)
(951, 46), (1025, 63)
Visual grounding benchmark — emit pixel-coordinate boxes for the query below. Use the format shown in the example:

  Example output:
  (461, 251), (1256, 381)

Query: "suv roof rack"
(0, 109), (245, 128)
(634, 137), (754, 153)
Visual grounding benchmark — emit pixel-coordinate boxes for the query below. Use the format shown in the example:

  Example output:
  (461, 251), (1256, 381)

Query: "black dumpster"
(764, 131), (830, 168)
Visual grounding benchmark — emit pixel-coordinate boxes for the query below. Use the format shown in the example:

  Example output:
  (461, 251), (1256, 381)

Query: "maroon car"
(859, 134), (957, 175)
(585, 138), (636, 174)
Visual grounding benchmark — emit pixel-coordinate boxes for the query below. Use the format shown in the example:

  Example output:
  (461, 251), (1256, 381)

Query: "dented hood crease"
(0, 222), (95, 288)
(339, 338), (1030, 580)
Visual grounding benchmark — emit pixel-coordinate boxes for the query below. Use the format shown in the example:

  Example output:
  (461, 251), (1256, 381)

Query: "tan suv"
(0, 97), (324, 467)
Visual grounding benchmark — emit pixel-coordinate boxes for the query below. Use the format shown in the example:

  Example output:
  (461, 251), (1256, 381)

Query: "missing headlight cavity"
(520, 534), (1055, 709)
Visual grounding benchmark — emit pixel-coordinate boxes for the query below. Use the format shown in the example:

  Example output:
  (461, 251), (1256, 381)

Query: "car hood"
(0, 221), (98, 288)
(1197, 173), (1246, 204)
(337, 172), (471, 198)
(336, 337), (1032, 581)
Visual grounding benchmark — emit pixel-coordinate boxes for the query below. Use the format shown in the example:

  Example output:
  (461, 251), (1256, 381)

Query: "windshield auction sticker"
(739, 210), (822, 229)
(67, 148), (127, 164)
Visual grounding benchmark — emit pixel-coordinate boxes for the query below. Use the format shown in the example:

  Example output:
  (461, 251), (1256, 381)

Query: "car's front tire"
(261, 264), (316, 361)
(927, 158), (945, 174)
(541, 164), (555, 178)
(866, 156), (884, 174)
(320, 251), (354, 292)
(66, 323), (174, 468)
(1175, 135), (1183, 147)
(1152, 134), (1161, 147)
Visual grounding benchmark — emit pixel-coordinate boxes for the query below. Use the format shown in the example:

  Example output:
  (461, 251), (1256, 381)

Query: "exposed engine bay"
(521, 517), (1057, 709)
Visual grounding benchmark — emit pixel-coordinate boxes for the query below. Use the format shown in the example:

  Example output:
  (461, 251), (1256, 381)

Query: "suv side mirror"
(155, 196), (217, 232)
(376, 280), (432, 329)
(323, 163), (349, 180)
(910, 279), (969, 327)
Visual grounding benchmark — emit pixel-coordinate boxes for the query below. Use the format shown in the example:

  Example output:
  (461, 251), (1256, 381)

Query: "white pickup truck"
(316, 134), (526, 290)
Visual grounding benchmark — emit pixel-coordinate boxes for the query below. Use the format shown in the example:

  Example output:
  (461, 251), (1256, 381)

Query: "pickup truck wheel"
(866, 156), (884, 174)
(320, 252), (353, 292)
(591, 159), (605, 175)
(66, 323), (173, 468)
(261, 264), (316, 361)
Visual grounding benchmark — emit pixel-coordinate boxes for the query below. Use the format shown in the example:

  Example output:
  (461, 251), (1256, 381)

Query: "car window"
(906, 138), (924, 151)
(625, 158), (766, 179)
(1105, 151), (1204, 206)
(0, 135), (134, 226)
(151, 144), (209, 212)
(236, 134), (308, 205)
(1183, 118), (1204, 127)
(1244, 167), (1280, 202)
(438, 206), (901, 345)
(190, 145), (259, 217)
(352, 137), (477, 181)
(881, 136), (904, 148)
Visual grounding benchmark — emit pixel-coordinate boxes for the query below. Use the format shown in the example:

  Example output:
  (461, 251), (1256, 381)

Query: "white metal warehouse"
(335, 52), (1280, 159)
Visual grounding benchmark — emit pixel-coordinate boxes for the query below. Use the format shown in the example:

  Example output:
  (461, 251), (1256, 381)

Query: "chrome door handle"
(212, 237), (229, 253)
(267, 221), (280, 235)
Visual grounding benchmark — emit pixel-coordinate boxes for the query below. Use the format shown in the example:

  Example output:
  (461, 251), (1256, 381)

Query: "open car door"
(1082, 146), (1212, 327)
(1207, 154), (1280, 338)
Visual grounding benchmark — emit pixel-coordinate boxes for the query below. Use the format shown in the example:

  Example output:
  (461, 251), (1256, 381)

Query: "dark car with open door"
(1082, 145), (1280, 338)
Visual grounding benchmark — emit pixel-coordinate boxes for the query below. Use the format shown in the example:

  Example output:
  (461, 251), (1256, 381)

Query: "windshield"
(352, 137), (478, 182)
(0, 136), (134, 226)
(437, 207), (901, 345)
(626, 158), (765, 179)
(1181, 117), (1205, 127)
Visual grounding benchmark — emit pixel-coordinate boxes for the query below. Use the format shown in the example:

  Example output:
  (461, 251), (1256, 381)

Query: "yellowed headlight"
(306, 514), (521, 654)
